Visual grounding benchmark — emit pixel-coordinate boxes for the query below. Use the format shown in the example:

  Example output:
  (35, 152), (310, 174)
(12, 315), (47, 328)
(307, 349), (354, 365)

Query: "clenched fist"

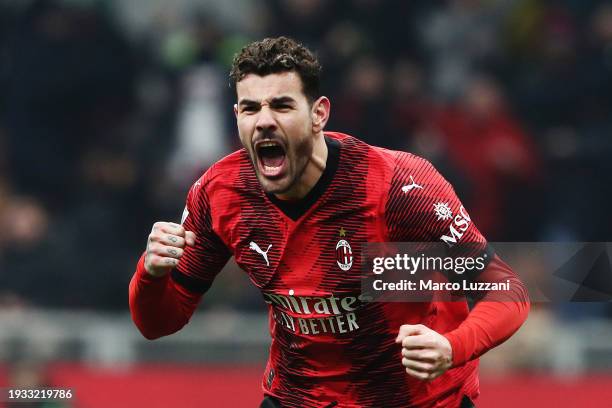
(144, 222), (196, 277)
(395, 324), (453, 381)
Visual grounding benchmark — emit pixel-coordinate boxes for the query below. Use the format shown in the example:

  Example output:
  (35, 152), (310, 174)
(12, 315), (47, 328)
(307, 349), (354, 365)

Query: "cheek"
(282, 114), (312, 161)
(237, 119), (253, 146)
(293, 115), (312, 142)
(292, 132), (313, 163)
(238, 131), (248, 147)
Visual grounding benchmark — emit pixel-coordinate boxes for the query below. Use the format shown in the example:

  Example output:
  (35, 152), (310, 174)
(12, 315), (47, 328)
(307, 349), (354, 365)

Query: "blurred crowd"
(0, 0), (611, 311)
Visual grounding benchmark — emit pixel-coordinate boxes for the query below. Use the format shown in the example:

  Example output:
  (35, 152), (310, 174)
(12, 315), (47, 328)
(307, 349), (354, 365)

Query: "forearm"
(129, 253), (201, 339)
(443, 254), (530, 366)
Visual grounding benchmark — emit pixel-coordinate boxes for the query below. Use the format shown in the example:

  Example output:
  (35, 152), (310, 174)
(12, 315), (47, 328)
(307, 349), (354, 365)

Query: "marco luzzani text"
(371, 253), (511, 292)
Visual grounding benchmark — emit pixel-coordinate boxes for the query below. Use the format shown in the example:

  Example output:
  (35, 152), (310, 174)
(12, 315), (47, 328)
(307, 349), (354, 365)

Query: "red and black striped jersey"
(130, 132), (529, 408)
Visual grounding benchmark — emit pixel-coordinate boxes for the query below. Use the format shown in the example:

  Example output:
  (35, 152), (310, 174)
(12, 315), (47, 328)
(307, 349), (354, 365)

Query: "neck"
(275, 132), (328, 200)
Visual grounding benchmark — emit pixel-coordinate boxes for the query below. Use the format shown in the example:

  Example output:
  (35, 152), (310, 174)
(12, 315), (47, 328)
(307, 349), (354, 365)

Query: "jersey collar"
(266, 136), (341, 221)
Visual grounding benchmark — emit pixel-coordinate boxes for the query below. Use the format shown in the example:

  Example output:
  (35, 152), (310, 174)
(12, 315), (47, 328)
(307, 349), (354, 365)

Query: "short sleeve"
(171, 176), (232, 294)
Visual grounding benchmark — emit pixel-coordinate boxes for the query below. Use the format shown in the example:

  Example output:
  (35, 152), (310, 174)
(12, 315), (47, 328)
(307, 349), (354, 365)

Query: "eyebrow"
(238, 96), (297, 107)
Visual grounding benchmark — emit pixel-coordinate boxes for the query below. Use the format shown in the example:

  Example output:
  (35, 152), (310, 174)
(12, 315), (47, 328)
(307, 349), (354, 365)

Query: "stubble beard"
(256, 135), (313, 196)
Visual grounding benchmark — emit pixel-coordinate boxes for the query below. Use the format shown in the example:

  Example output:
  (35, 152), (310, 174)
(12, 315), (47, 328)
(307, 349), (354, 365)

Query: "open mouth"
(255, 139), (287, 179)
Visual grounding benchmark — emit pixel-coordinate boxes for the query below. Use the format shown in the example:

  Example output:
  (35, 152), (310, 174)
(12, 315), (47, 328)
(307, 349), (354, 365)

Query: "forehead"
(236, 71), (306, 102)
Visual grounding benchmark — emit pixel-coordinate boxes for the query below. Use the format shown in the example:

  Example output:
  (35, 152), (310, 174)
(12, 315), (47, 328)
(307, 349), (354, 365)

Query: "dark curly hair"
(230, 37), (322, 102)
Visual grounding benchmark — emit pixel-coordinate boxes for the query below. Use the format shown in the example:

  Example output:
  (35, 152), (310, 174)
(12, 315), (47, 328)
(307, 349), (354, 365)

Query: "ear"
(311, 96), (330, 133)
(234, 103), (238, 118)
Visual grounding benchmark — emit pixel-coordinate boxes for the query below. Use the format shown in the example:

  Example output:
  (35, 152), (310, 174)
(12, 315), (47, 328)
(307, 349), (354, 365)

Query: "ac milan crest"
(336, 228), (353, 271)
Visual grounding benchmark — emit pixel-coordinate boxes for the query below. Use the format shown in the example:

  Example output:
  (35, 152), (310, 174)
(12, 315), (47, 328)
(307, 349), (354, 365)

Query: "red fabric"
(443, 254), (531, 367)
(5, 363), (612, 408)
(129, 253), (201, 340)
(6, 362), (612, 408)
(41, 365), (612, 408)
(129, 133), (529, 407)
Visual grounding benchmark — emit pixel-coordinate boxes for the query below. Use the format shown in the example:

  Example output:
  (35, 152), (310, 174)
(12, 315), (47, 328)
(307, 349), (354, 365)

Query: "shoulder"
(325, 131), (448, 199)
(383, 147), (455, 212)
(373, 144), (437, 179)
(327, 131), (434, 175)
(185, 149), (252, 209)
(381, 150), (476, 243)
(367, 143), (450, 198)
(190, 148), (250, 193)
(376, 148), (455, 229)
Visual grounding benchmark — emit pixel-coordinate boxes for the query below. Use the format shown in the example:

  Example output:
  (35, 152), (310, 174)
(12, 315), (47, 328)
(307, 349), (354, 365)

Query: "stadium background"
(1, 0), (612, 406)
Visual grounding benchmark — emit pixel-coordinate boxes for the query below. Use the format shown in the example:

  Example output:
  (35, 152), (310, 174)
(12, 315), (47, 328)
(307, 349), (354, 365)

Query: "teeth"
(264, 165), (281, 171)
(260, 142), (278, 148)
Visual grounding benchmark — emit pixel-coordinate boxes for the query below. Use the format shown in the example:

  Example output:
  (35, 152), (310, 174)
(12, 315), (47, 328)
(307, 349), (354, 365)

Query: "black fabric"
(170, 269), (212, 294)
(260, 395), (472, 407)
(460, 395), (476, 408)
(259, 396), (282, 408)
(266, 136), (341, 221)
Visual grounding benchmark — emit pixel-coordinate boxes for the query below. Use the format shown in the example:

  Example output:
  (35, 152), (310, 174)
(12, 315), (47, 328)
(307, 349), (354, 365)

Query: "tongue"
(262, 155), (284, 167)
(260, 147), (285, 168)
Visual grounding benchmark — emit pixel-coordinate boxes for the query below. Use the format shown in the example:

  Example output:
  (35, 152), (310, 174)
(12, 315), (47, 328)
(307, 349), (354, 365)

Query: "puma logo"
(401, 175), (423, 193)
(249, 241), (272, 266)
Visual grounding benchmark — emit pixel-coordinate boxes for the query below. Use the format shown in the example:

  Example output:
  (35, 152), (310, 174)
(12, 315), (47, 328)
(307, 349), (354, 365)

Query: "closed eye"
(270, 96), (296, 111)
(272, 104), (292, 111)
(240, 104), (259, 113)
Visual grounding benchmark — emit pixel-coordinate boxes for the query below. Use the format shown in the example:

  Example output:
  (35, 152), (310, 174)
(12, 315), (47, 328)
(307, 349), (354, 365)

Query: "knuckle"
(154, 243), (168, 255)
(148, 255), (160, 265)
(167, 247), (182, 257)
(164, 257), (178, 266)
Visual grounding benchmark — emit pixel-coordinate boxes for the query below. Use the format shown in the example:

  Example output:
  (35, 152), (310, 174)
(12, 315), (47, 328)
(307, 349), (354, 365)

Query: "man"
(129, 37), (529, 408)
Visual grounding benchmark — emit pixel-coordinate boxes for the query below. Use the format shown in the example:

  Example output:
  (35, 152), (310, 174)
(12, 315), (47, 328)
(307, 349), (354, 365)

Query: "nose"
(255, 105), (277, 134)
